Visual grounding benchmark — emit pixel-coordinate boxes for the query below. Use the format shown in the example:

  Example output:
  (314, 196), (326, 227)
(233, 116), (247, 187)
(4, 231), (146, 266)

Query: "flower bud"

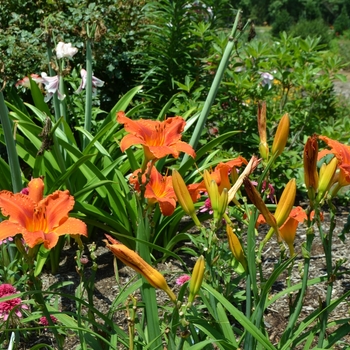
(243, 177), (277, 230)
(104, 235), (177, 303)
(226, 225), (247, 271)
(274, 178), (296, 227)
(188, 255), (205, 305)
(271, 113), (289, 157)
(257, 101), (269, 160)
(172, 170), (201, 226)
(303, 135), (319, 202)
(316, 157), (338, 202)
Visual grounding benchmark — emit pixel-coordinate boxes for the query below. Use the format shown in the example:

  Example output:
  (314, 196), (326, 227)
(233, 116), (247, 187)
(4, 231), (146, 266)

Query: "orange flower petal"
(119, 134), (146, 152)
(23, 230), (59, 249)
(54, 218), (88, 237)
(169, 140), (196, 159)
(0, 221), (25, 241)
(158, 198), (176, 216)
(0, 191), (35, 227)
(40, 190), (74, 230)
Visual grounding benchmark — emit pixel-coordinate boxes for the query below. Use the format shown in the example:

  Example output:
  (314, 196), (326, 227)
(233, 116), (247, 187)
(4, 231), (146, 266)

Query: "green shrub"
(334, 5), (350, 35)
(271, 10), (293, 37)
(289, 18), (333, 47)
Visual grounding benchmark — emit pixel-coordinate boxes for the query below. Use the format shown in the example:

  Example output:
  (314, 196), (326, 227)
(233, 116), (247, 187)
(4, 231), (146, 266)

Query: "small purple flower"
(260, 72), (274, 89)
(41, 73), (65, 102)
(176, 275), (190, 286)
(0, 284), (28, 321)
(75, 69), (104, 95)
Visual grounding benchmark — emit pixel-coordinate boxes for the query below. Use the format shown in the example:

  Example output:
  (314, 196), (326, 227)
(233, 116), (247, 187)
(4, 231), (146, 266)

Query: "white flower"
(41, 72), (65, 102)
(260, 72), (274, 89)
(55, 42), (78, 59)
(75, 68), (104, 95)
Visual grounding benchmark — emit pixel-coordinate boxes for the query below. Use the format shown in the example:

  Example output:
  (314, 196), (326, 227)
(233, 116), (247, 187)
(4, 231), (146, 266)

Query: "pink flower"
(0, 237), (13, 245)
(15, 74), (43, 89)
(0, 284), (28, 321)
(75, 69), (104, 95)
(199, 197), (213, 214)
(39, 314), (58, 330)
(20, 187), (29, 195)
(55, 42), (78, 59)
(41, 73), (65, 102)
(176, 275), (190, 286)
(251, 180), (275, 203)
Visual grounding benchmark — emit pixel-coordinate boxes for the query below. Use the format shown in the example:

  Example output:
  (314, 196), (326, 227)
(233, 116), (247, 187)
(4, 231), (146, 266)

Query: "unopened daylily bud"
(104, 235), (177, 303)
(226, 225), (247, 271)
(274, 178), (296, 227)
(271, 113), (290, 157)
(217, 188), (228, 222)
(257, 101), (269, 160)
(172, 170), (201, 226)
(243, 177), (277, 230)
(188, 255), (205, 305)
(303, 135), (319, 202)
(203, 170), (227, 224)
(203, 170), (215, 200)
(317, 157), (338, 202)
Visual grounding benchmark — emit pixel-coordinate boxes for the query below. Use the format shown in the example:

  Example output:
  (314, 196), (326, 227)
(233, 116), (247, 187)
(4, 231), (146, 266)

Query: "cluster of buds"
(303, 135), (341, 205)
(257, 101), (290, 162)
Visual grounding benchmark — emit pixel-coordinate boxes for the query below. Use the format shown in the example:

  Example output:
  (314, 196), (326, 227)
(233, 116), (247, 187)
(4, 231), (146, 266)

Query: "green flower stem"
(280, 228), (315, 345)
(244, 208), (259, 350)
(83, 38), (93, 150)
(0, 91), (22, 260)
(46, 38), (61, 124)
(317, 200), (336, 347)
(30, 273), (63, 349)
(58, 74), (67, 122)
(180, 10), (243, 166)
(136, 204), (163, 350)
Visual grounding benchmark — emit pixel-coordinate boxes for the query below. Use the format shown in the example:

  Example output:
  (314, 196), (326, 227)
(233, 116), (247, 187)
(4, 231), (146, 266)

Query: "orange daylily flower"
(129, 164), (176, 216)
(279, 206), (307, 256)
(186, 156), (248, 202)
(318, 136), (350, 186)
(117, 111), (196, 162)
(0, 178), (87, 249)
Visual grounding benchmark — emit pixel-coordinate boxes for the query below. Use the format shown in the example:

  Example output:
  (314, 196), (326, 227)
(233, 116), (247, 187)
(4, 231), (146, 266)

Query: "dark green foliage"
(0, 0), (147, 112)
(135, 0), (214, 115)
(271, 10), (293, 37)
(334, 5), (350, 35)
(290, 18), (333, 47)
